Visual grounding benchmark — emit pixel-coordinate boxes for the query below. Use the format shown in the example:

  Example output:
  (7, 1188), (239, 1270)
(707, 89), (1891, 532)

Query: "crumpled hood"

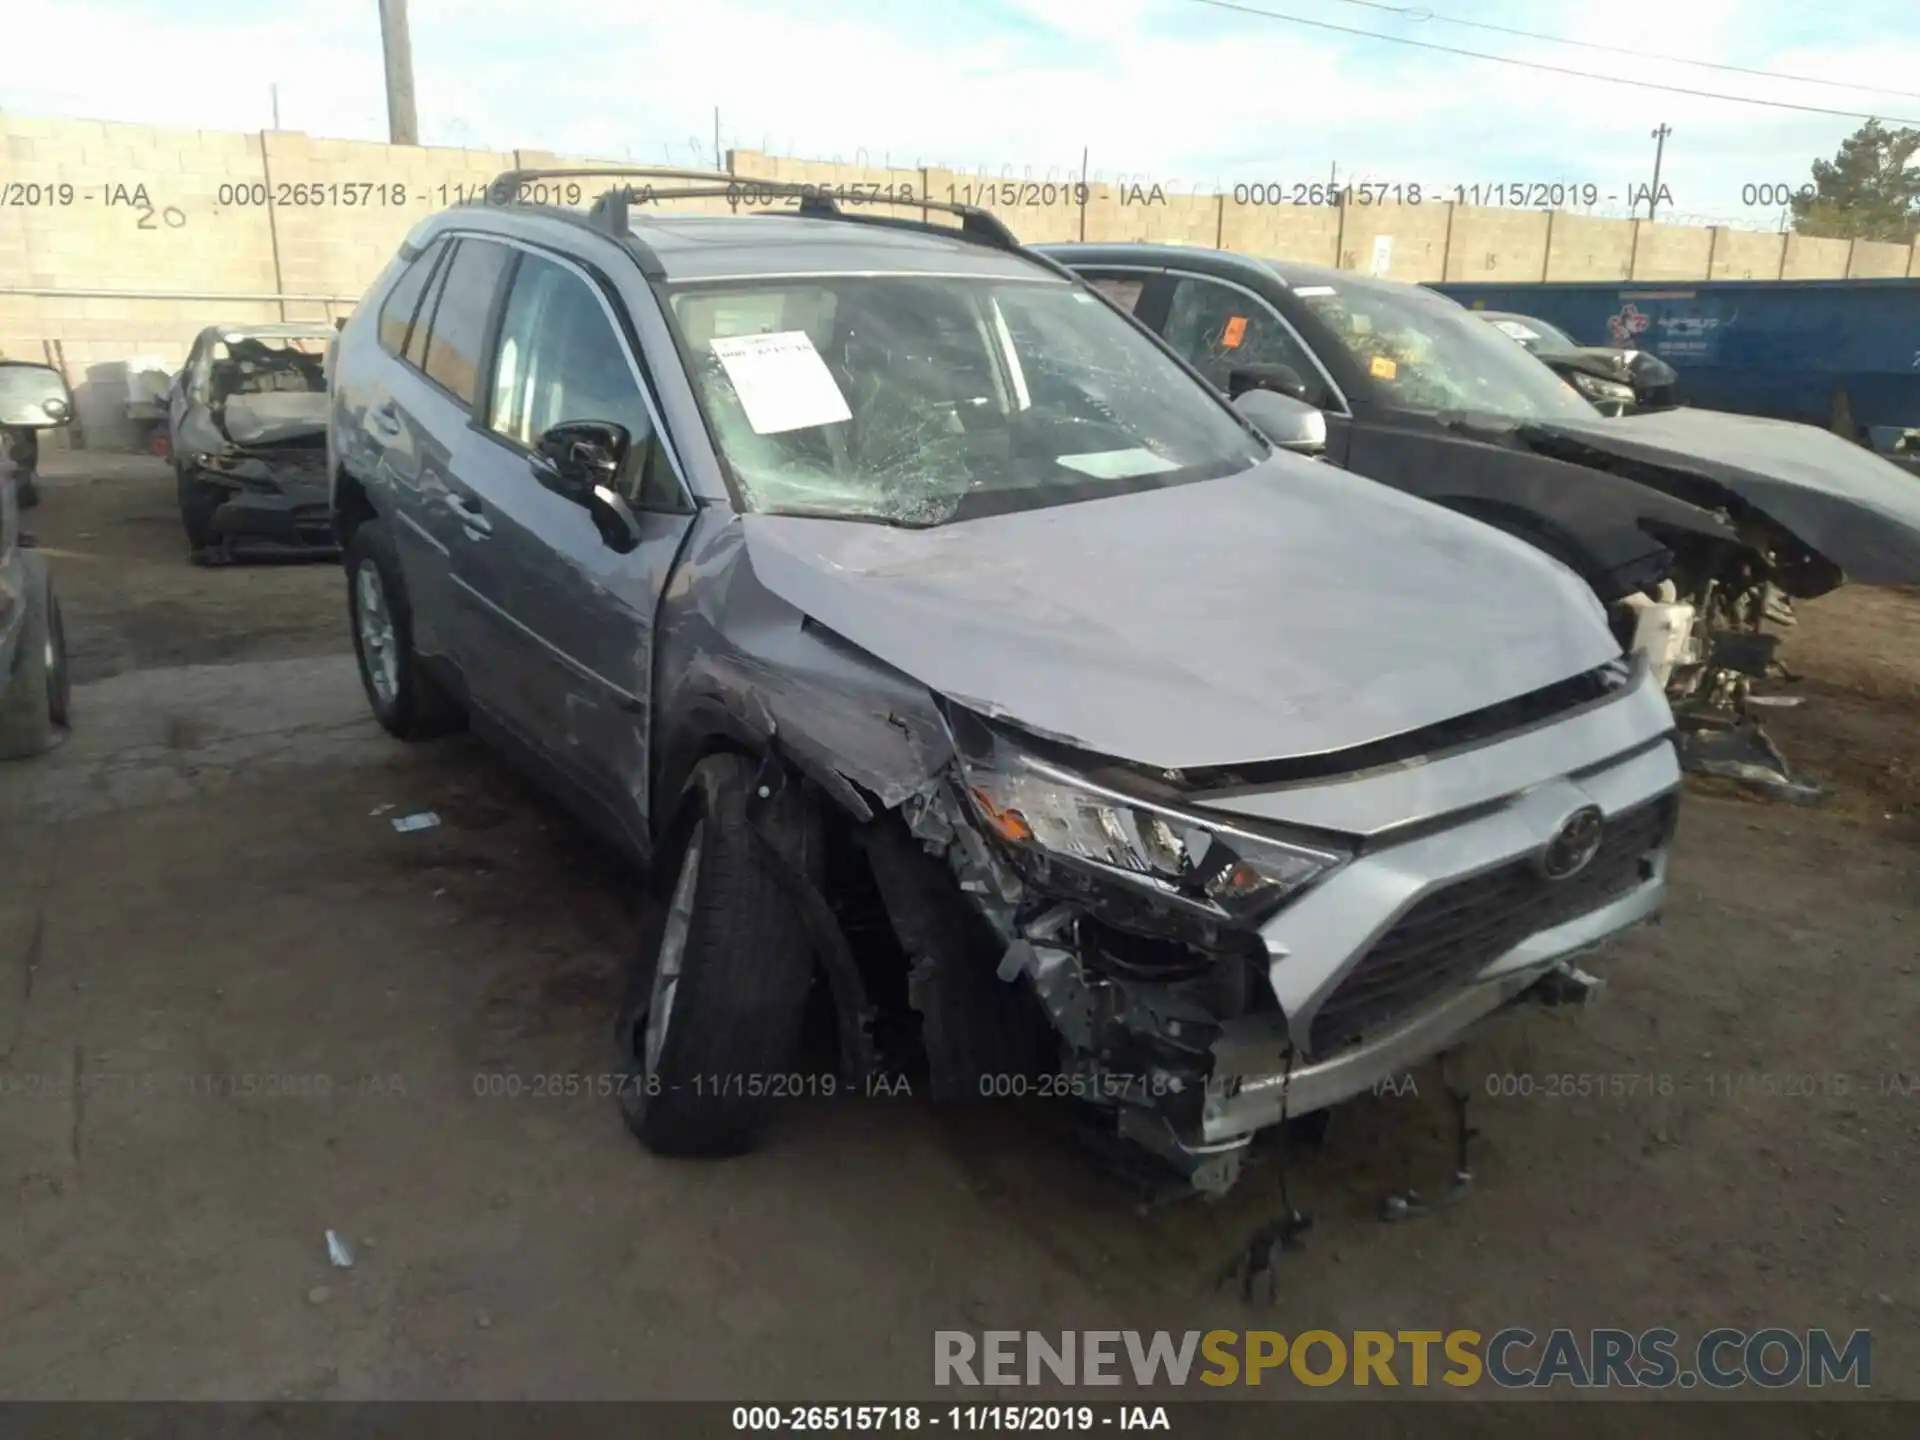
(740, 456), (1625, 771)
(217, 392), (329, 449)
(1527, 407), (1920, 585)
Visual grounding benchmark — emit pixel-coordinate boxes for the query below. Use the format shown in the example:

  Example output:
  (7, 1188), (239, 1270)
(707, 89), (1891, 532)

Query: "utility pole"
(378, 0), (420, 146)
(1647, 123), (1671, 222)
(270, 83), (281, 129)
(713, 107), (722, 171)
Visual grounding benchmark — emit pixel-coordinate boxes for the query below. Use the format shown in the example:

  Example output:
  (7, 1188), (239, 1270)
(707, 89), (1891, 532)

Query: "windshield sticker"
(1369, 355), (1398, 380)
(1292, 285), (1337, 297)
(1220, 315), (1248, 349)
(1491, 320), (1540, 342)
(1055, 447), (1184, 480)
(709, 330), (852, 435)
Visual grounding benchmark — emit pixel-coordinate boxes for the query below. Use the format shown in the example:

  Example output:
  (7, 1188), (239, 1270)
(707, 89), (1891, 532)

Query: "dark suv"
(327, 173), (1680, 1198)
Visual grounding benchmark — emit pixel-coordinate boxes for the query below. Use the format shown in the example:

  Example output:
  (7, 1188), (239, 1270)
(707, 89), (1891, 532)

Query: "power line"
(1171, 0), (1920, 126)
(1328, 0), (1920, 104)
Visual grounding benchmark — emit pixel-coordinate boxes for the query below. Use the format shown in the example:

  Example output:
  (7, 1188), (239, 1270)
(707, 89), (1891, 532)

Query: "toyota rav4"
(328, 172), (1682, 1197)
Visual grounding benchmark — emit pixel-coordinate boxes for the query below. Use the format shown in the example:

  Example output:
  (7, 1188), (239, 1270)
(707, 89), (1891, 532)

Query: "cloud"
(5, 0), (1919, 225)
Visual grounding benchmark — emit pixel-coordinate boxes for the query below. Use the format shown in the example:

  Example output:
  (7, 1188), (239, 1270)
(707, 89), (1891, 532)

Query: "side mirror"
(0, 361), (74, 428)
(1229, 363), (1310, 403)
(530, 420), (642, 553)
(1234, 389), (1327, 456)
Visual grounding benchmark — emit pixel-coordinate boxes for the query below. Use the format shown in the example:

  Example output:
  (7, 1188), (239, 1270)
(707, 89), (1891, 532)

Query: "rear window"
(377, 239), (448, 357)
(419, 239), (515, 407)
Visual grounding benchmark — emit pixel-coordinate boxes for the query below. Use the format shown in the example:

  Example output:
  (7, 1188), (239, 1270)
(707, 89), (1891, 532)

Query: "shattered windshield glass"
(213, 334), (330, 396)
(668, 276), (1267, 525)
(1296, 282), (1598, 423)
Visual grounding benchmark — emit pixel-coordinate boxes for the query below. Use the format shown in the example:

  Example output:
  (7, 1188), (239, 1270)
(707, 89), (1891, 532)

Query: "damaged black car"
(168, 322), (338, 563)
(1473, 309), (1680, 416)
(1044, 245), (1920, 801)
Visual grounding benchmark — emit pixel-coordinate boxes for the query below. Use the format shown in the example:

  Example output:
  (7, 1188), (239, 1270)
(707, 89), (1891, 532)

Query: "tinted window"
(420, 239), (513, 407)
(377, 239), (447, 357)
(1164, 276), (1323, 403)
(1084, 275), (1145, 314)
(486, 252), (668, 502)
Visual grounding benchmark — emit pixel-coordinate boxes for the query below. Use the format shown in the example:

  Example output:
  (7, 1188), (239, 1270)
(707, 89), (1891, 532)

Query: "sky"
(6, 0), (1920, 230)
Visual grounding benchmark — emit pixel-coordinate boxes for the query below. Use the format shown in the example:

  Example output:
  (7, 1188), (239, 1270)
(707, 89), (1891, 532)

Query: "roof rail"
(487, 165), (738, 203)
(483, 166), (1023, 253)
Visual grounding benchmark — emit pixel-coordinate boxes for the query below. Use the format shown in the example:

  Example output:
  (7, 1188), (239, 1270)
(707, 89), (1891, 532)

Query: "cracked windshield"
(670, 277), (1266, 524)
(1297, 280), (1596, 422)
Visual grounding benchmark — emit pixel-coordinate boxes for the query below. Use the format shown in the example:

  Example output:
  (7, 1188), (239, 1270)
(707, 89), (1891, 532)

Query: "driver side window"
(1163, 276), (1325, 407)
(487, 253), (682, 508)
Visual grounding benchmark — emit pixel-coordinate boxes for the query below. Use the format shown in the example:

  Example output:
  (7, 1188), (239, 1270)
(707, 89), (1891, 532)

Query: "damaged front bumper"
(927, 663), (1681, 1197)
(195, 449), (336, 554)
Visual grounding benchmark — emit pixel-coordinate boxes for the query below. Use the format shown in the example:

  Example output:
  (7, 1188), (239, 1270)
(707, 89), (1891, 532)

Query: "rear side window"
(419, 239), (514, 407)
(377, 238), (448, 357)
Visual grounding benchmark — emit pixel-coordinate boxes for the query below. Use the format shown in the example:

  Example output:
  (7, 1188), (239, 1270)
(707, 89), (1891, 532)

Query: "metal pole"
(1078, 145), (1089, 242)
(270, 83), (281, 129)
(1647, 123), (1671, 222)
(713, 107), (722, 171)
(378, 0), (420, 146)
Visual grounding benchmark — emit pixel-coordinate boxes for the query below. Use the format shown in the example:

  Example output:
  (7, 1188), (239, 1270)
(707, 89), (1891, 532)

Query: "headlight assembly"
(949, 712), (1351, 928)
(1571, 371), (1634, 403)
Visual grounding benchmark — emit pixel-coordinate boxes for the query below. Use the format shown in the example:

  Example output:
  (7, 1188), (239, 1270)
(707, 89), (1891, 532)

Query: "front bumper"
(198, 454), (336, 553)
(1014, 668), (1683, 1192)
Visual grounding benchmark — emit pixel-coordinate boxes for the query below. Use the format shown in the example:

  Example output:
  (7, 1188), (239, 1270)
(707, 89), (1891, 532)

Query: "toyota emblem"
(1538, 806), (1605, 881)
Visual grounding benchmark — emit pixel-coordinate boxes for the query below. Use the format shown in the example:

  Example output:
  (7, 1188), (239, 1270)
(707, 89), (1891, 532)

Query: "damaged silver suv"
(329, 171), (1681, 1198)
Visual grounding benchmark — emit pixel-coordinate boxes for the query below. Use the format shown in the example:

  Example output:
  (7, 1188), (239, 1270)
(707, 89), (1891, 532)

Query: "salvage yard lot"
(2, 454), (1917, 1405)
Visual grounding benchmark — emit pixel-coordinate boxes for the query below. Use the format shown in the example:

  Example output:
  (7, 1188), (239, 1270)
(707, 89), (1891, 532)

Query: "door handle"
(447, 491), (492, 536)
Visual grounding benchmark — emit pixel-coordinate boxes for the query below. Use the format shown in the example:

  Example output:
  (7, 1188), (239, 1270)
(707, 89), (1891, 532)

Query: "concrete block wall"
(7, 110), (1920, 447)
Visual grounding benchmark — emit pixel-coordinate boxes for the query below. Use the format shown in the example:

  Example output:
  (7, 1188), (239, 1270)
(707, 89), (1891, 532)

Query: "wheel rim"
(354, 560), (399, 706)
(643, 819), (704, 1077)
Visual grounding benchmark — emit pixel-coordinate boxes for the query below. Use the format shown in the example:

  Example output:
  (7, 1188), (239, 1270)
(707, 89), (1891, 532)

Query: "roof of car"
(1037, 242), (1451, 303)
(200, 322), (337, 342)
(450, 203), (1066, 284)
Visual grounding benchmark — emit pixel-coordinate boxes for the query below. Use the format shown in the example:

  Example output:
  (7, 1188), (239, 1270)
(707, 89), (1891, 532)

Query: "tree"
(1790, 119), (1920, 243)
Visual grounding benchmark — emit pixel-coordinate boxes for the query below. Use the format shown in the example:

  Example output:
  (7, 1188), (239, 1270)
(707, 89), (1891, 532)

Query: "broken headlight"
(951, 721), (1350, 927)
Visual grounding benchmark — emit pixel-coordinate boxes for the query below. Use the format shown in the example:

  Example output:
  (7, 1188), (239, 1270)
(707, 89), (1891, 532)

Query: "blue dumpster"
(1427, 277), (1920, 453)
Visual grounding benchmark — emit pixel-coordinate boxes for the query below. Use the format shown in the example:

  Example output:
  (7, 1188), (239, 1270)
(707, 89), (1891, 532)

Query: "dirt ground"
(2, 455), (1916, 1413)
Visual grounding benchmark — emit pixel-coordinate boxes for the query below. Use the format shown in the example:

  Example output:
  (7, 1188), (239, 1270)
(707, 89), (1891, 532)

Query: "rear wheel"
(343, 519), (462, 740)
(615, 754), (817, 1156)
(0, 558), (70, 759)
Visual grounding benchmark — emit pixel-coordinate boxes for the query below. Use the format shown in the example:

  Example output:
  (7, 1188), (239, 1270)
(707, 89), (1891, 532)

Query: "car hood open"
(740, 456), (1624, 772)
(1526, 408), (1920, 585)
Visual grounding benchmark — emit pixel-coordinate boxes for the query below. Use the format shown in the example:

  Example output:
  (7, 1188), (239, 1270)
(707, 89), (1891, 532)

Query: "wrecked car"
(328, 173), (1682, 1199)
(1045, 244), (1920, 801)
(169, 322), (337, 563)
(0, 361), (73, 758)
(1473, 310), (1679, 416)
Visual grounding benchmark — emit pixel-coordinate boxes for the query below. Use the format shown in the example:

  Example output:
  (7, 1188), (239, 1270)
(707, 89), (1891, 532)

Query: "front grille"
(1307, 796), (1676, 1056)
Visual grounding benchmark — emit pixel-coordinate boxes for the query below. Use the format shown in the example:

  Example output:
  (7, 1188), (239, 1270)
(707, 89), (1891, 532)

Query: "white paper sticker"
(1292, 285), (1338, 296)
(1491, 320), (1541, 341)
(709, 331), (851, 436)
(1055, 447), (1183, 480)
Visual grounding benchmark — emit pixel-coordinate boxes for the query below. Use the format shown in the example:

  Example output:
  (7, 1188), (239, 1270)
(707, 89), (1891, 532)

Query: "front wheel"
(176, 465), (221, 551)
(615, 754), (817, 1157)
(343, 519), (462, 740)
